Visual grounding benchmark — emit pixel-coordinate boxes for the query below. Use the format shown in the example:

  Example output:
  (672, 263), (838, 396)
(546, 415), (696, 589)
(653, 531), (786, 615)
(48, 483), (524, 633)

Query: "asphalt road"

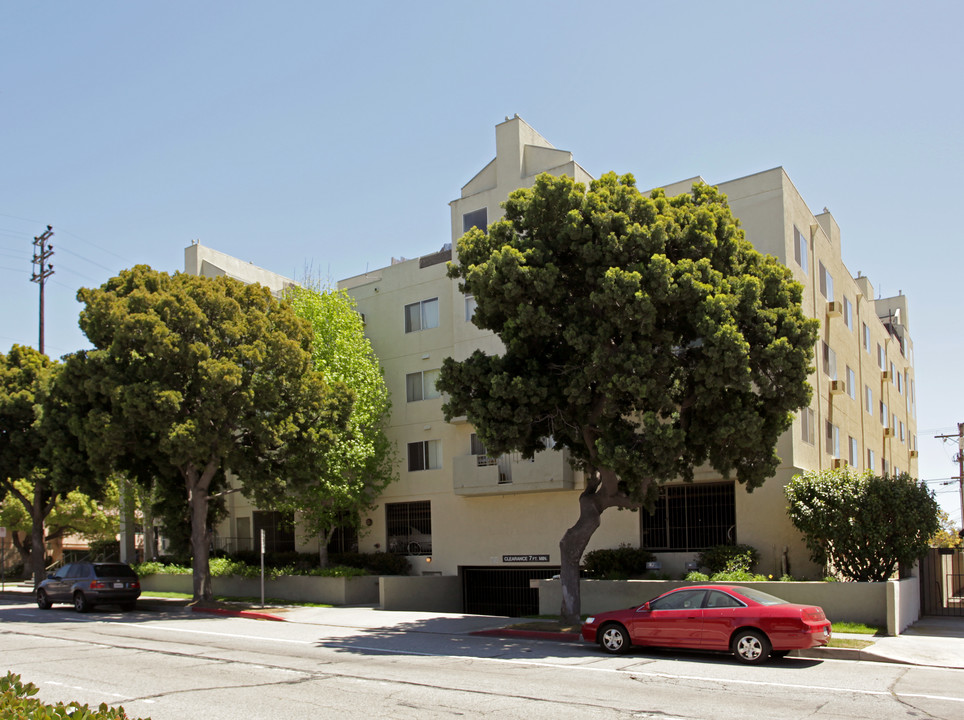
(2, 598), (963, 720)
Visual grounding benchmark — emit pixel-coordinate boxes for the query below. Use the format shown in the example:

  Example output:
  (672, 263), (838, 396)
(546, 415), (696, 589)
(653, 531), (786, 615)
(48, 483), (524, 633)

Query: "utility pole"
(30, 225), (54, 355)
(935, 422), (964, 534)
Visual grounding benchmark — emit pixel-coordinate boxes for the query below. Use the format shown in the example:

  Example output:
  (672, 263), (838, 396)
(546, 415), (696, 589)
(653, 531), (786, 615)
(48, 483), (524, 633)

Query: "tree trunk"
(559, 485), (603, 625)
(30, 484), (46, 588)
(318, 526), (336, 569)
(139, 482), (158, 562)
(186, 460), (218, 602)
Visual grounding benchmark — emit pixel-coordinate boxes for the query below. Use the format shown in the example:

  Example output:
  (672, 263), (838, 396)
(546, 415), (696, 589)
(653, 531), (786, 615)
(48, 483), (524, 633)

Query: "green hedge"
(134, 551), (410, 579)
(1, 672), (150, 719)
(582, 545), (656, 580)
(696, 544), (760, 574)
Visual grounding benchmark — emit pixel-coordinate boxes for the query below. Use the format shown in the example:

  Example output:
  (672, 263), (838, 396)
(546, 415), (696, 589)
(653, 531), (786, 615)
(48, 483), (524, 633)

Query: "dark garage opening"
(461, 566), (560, 616)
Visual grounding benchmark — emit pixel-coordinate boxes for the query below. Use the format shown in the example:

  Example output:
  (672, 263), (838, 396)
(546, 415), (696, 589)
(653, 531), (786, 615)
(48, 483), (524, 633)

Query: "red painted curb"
(192, 606), (286, 622)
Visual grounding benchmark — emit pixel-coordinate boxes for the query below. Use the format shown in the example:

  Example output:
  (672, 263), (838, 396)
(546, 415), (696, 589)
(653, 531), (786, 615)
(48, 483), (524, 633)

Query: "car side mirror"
(637, 602), (650, 612)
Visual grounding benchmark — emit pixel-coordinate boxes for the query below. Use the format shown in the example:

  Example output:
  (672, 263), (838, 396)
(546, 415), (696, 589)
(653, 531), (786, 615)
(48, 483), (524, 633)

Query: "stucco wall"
(379, 575), (462, 612)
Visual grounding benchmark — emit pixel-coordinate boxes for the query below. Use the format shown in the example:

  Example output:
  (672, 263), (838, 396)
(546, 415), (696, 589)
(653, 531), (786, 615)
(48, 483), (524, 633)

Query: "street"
(1, 598), (962, 720)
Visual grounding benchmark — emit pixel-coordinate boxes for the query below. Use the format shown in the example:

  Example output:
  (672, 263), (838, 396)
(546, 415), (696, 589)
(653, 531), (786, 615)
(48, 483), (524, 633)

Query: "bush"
(330, 552), (411, 576)
(1, 672), (150, 719)
(697, 544), (759, 574)
(582, 545), (655, 579)
(786, 470), (941, 582)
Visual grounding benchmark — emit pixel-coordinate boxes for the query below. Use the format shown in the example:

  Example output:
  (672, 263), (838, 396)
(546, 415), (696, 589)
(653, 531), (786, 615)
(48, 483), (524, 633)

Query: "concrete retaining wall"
(379, 575), (462, 612)
(139, 573), (380, 606)
(537, 577), (921, 634)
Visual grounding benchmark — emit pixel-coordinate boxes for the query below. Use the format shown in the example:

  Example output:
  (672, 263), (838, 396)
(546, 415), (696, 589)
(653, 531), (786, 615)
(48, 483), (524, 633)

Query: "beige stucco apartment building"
(191, 116), (917, 613)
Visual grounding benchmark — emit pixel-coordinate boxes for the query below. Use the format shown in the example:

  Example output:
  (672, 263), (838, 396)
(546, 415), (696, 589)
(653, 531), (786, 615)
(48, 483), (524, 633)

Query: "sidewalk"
(4, 585), (964, 669)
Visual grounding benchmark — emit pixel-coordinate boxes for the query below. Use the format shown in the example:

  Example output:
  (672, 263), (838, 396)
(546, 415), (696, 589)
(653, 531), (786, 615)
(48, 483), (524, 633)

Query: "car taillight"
(90, 581), (106, 589)
(131, 581), (140, 589)
(803, 608), (826, 621)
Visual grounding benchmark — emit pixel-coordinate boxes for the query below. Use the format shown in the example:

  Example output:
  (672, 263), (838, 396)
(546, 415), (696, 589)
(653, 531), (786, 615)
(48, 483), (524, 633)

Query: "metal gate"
(461, 566), (559, 617)
(919, 548), (964, 617)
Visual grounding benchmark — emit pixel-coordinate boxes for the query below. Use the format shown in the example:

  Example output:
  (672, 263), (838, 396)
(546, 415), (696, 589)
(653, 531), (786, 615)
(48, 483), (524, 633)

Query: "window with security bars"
(640, 483), (735, 551)
(386, 501), (432, 555)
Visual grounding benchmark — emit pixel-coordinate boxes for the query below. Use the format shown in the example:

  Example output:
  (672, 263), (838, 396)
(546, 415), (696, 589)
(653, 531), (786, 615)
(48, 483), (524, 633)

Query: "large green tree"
(438, 173), (819, 623)
(786, 469), (941, 581)
(0, 346), (62, 584)
(67, 266), (352, 600)
(278, 286), (395, 567)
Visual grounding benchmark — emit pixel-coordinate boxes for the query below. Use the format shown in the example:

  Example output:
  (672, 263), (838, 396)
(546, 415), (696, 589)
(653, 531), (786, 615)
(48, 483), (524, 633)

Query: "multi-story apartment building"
(192, 116), (917, 614)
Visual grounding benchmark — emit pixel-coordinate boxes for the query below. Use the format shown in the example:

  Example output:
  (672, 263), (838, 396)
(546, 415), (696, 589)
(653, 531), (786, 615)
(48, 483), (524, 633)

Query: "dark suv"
(37, 562), (141, 613)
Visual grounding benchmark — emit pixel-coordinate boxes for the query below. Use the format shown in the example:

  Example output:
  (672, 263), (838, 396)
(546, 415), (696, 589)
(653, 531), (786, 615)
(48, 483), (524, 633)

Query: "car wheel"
(73, 591), (91, 613)
(598, 623), (631, 655)
(37, 589), (53, 610)
(732, 629), (771, 664)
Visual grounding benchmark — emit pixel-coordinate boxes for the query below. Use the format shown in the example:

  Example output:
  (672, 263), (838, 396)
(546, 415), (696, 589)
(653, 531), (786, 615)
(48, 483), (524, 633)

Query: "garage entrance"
(461, 566), (559, 617)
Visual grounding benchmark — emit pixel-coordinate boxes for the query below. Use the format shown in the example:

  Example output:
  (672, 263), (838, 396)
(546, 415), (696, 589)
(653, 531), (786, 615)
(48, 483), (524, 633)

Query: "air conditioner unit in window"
(910, 450), (919, 458)
(832, 458), (848, 469)
(881, 370), (891, 380)
(830, 380), (846, 394)
(826, 301), (843, 318)
(883, 428), (895, 437)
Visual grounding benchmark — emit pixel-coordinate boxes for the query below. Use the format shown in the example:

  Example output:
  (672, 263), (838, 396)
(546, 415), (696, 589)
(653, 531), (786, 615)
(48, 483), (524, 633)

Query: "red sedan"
(581, 584), (831, 664)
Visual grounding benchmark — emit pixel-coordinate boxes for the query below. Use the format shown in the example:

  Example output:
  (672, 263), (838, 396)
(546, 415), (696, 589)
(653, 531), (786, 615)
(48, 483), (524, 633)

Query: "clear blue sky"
(3, 1), (962, 524)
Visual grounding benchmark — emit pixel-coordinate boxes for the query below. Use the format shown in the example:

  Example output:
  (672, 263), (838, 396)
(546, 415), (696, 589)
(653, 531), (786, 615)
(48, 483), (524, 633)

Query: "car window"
(732, 586), (788, 606)
(67, 563), (90, 579)
(706, 590), (745, 609)
(94, 564), (138, 579)
(650, 589), (707, 610)
(55, 563), (72, 579)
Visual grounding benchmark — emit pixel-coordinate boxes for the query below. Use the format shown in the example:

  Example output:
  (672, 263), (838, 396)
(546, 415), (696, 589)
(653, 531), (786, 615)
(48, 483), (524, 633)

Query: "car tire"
(73, 591), (91, 613)
(732, 629), (771, 664)
(37, 589), (53, 610)
(598, 623), (631, 655)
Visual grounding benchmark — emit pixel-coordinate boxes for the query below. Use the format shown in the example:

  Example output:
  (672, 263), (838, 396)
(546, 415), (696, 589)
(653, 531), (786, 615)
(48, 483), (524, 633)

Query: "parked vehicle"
(581, 584), (831, 664)
(37, 562), (141, 613)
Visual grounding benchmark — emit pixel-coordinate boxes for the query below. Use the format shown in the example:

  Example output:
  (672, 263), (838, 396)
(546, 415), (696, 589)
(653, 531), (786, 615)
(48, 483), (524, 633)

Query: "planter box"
(139, 573), (380, 606)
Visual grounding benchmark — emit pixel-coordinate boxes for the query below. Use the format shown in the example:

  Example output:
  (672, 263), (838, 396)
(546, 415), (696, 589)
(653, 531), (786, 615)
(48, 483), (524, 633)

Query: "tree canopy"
(438, 172), (819, 622)
(67, 266), (352, 600)
(0, 345), (63, 583)
(280, 285), (395, 566)
(786, 469), (941, 581)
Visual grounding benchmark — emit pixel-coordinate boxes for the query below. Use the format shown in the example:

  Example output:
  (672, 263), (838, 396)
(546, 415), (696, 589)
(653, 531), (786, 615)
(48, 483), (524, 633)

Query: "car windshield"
(732, 586), (788, 606)
(94, 564), (137, 579)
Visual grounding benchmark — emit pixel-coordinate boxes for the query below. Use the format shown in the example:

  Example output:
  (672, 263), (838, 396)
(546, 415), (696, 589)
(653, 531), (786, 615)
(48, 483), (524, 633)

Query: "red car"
(581, 584), (831, 664)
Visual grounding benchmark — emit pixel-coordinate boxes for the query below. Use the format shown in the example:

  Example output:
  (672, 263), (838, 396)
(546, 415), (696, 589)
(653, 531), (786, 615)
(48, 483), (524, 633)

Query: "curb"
(191, 606), (287, 622)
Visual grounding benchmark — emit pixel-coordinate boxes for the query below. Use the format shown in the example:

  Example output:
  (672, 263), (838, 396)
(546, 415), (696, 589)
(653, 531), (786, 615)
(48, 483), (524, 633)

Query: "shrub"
(330, 552), (411, 576)
(709, 569), (767, 582)
(697, 544), (759, 574)
(1, 672), (150, 719)
(684, 571), (709, 582)
(786, 470), (941, 582)
(582, 545), (655, 580)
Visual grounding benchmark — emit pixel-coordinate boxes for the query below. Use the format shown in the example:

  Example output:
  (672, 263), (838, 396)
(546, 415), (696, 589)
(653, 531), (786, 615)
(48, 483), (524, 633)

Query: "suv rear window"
(94, 564), (138, 578)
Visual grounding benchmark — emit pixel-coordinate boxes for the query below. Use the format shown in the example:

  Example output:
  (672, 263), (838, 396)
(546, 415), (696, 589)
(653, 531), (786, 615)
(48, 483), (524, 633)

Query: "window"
(462, 208), (488, 234)
(890, 361), (896, 383)
(818, 261), (834, 300)
(848, 436), (858, 467)
(822, 342), (837, 380)
(651, 589), (707, 611)
(826, 422), (840, 458)
(880, 401), (888, 427)
(386, 501), (431, 555)
(640, 482), (735, 551)
(865, 385), (873, 414)
(899, 421), (905, 442)
(883, 459), (890, 476)
(868, 449), (876, 471)
(253, 511), (295, 553)
(846, 366), (856, 399)
(801, 407), (815, 445)
(897, 371), (903, 394)
(469, 433), (488, 456)
(877, 343), (885, 370)
(863, 323), (870, 352)
(793, 226), (809, 274)
(843, 296), (853, 329)
(408, 439), (442, 471)
(464, 294), (477, 322)
(406, 369), (440, 402)
(404, 298), (439, 333)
